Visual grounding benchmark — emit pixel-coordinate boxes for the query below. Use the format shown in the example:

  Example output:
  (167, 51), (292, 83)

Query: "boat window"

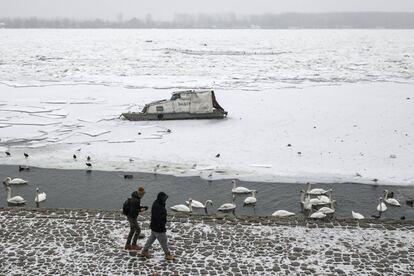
(142, 105), (148, 113)
(180, 93), (191, 100)
(156, 106), (164, 112)
(170, 94), (180, 101)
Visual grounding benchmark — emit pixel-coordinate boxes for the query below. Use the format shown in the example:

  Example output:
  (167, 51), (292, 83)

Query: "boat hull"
(121, 110), (228, 121)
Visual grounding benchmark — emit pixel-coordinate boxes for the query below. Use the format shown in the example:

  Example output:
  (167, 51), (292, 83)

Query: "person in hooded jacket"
(125, 186), (147, 250)
(141, 192), (175, 260)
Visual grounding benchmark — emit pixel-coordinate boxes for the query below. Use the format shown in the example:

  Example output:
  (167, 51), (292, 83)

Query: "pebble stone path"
(1, 208), (413, 275)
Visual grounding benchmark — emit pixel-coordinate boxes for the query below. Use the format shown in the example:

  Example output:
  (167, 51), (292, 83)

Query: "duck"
(185, 199), (213, 214)
(170, 199), (192, 213)
(18, 165), (30, 172)
(243, 190), (257, 206)
(35, 188), (47, 203)
(352, 211), (364, 220)
(6, 185), (26, 205)
(231, 180), (252, 194)
(309, 211), (326, 219)
(376, 197), (387, 213)
(318, 206), (335, 214)
(153, 164), (160, 174)
(383, 190), (401, 206)
(272, 210), (295, 217)
(3, 177), (28, 185)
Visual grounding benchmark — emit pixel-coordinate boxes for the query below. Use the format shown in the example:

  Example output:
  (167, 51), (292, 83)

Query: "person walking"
(124, 186), (147, 250)
(141, 192), (175, 260)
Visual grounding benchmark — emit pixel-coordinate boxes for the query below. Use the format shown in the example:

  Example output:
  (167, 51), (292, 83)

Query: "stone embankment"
(1, 208), (413, 275)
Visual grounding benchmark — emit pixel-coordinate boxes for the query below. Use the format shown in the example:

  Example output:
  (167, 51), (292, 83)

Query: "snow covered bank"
(1, 82), (413, 185)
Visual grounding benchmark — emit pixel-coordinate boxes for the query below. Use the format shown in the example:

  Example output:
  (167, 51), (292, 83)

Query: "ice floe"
(0, 82), (413, 186)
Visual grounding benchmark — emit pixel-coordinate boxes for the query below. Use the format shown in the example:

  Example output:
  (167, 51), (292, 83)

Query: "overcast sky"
(2, 0), (414, 20)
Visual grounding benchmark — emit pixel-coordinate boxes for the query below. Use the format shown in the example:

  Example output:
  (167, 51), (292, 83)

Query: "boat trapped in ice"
(122, 90), (228, 121)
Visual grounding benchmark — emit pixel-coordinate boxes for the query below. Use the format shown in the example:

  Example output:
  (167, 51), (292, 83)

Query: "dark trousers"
(126, 217), (141, 246)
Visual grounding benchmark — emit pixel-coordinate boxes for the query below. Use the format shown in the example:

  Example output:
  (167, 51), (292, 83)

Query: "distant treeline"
(1, 12), (414, 29)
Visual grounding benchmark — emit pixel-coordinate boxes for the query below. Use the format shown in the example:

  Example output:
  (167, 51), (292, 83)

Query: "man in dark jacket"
(125, 186), (147, 250)
(141, 192), (175, 260)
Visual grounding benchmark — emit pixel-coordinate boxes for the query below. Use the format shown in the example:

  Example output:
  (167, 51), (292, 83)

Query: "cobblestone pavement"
(0, 208), (413, 276)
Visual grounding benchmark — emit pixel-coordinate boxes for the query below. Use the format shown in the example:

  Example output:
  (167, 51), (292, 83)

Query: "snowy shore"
(1, 208), (413, 275)
(1, 82), (413, 185)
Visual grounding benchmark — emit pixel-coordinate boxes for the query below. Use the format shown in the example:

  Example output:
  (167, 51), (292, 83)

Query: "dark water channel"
(1, 165), (413, 220)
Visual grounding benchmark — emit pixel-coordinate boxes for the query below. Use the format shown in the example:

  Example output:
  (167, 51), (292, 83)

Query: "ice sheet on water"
(163, 47), (291, 56)
(0, 30), (413, 90)
(78, 130), (111, 137)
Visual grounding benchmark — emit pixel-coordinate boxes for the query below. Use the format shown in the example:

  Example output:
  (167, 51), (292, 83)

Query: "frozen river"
(0, 29), (413, 90)
(0, 29), (414, 187)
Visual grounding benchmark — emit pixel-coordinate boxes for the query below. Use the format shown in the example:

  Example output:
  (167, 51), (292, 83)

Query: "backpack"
(122, 198), (131, 216)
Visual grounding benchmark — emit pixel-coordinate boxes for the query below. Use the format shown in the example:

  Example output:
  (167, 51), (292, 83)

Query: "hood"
(156, 192), (168, 205)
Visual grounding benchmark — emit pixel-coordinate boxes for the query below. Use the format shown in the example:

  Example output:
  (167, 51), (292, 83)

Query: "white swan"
(352, 211), (364, 220)
(218, 202), (236, 212)
(309, 211), (326, 219)
(376, 197), (387, 213)
(305, 183), (330, 195)
(384, 190), (401, 206)
(272, 210), (295, 217)
(35, 188), (47, 203)
(185, 199), (213, 214)
(317, 195), (332, 204)
(318, 206), (335, 214)
(6, 186), (26, 205)
(170, 199), (193, 213)
(307, 188), (330, 195)
(231, 180), (252, 194)
(300, 191), (312, 211)
(243, 190), (257, 206)
(3, 177), (28, 185)
(309, 197), (324, 205)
